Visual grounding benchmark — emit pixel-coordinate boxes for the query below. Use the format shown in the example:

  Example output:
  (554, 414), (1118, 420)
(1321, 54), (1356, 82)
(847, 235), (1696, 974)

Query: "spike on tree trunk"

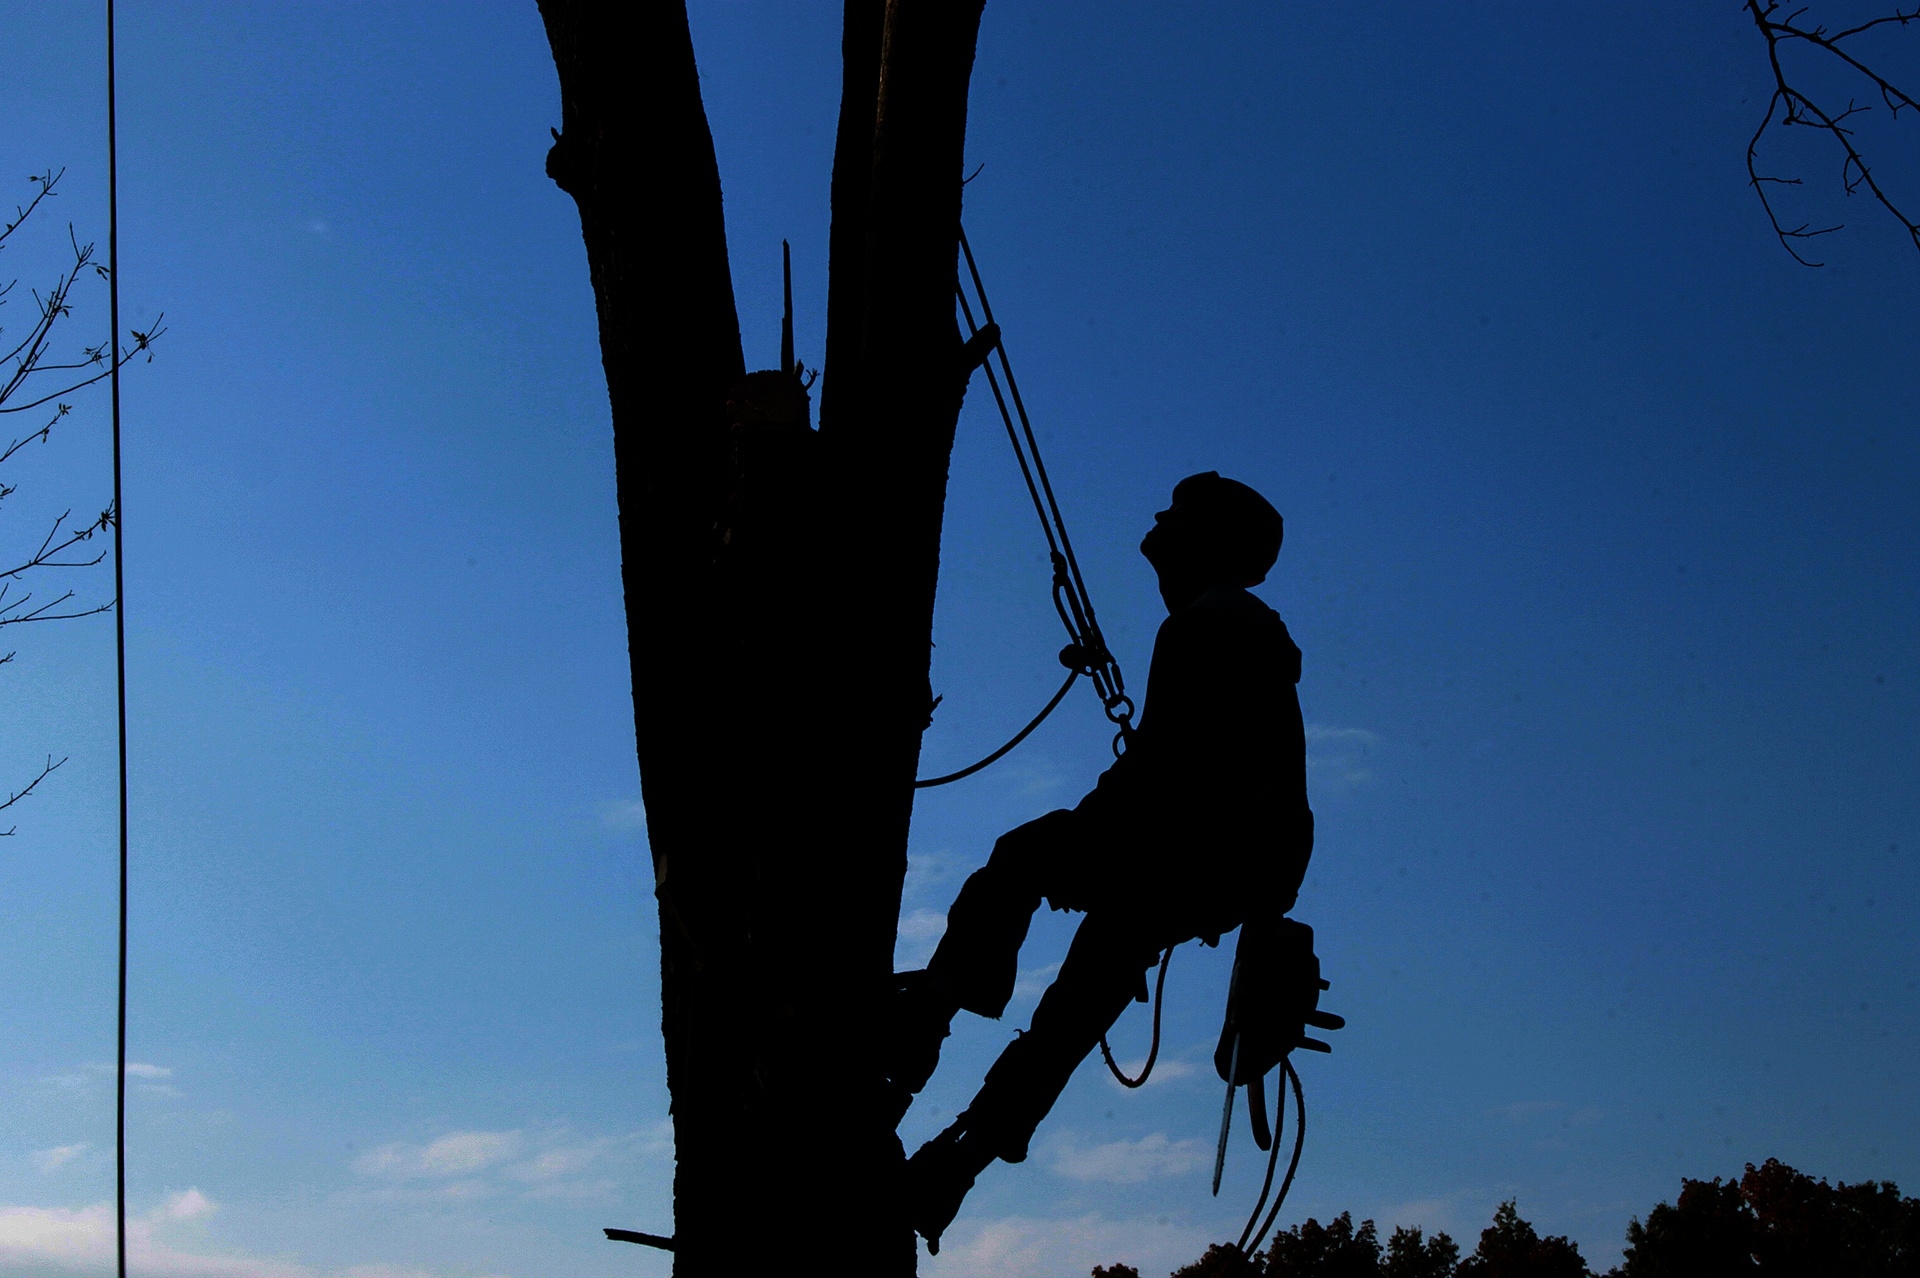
(536, 1), (988, 1271)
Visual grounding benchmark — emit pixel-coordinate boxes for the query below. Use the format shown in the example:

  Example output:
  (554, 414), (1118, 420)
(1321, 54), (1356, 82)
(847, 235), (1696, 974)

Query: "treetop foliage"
(1096, 1161), (1919, 1278)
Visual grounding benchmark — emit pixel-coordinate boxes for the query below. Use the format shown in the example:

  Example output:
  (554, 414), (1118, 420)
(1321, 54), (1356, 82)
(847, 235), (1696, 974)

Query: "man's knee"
(985, 808), (1075, 875)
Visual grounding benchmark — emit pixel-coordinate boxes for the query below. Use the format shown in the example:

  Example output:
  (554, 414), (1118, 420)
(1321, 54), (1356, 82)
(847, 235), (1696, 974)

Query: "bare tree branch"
(1744, 0), (1920, 264)
(0, 505), (112, 581)
(0, 755), (67, 836)
(0, 169), (157, 833)
(0, 169), (62, 245)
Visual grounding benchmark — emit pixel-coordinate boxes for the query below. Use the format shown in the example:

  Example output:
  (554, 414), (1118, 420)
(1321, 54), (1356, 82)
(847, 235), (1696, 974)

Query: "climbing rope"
(1097, 946), (1172, 1087)
(914, 669), (1078, 789)
(912, 225), (1135, 790)
(957, 226), (1134, 750)
(1236, 1060), (1307, 1257)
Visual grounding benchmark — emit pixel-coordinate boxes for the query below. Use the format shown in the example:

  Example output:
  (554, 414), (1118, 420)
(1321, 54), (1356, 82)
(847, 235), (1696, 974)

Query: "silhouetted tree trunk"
(537, 2), (986, 1272)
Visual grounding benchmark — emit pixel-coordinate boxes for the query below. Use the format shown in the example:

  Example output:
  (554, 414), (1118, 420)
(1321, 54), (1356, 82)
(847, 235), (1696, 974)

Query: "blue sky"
(2, 4), (1915, 1277)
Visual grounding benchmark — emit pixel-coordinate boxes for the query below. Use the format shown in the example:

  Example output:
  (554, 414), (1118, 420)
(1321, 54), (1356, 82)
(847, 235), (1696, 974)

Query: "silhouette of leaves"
(1105, 1163), (1918, 1277)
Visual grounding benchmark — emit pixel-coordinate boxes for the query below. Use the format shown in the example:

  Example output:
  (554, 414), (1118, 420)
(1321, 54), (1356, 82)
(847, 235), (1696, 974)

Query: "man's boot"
(882, 969), (959, 1126)
(904, 1117), (998, 1255)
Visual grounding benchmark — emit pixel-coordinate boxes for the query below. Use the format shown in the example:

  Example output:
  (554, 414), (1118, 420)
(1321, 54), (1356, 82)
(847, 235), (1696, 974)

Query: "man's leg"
(906, 910), (1165, 1250)
(885, 810), (1078, 1116)
(927, 809), (1081, 1017)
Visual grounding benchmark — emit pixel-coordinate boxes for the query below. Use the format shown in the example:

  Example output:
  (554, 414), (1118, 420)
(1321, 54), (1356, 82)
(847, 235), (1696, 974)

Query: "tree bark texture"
(538, 2), (987, 1272)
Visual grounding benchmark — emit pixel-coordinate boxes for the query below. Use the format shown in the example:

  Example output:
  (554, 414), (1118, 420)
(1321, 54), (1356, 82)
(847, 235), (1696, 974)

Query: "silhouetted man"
(890, 471), (1317, 1252)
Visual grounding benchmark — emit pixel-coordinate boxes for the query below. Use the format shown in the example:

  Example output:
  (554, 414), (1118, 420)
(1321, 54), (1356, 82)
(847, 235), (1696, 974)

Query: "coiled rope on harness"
(1237, 1059), (1308, 1257)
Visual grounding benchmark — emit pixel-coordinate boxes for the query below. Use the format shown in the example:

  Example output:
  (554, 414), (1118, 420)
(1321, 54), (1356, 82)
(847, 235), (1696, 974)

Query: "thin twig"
(0, 171), (144, 838)
(0, 170), (62, 245)
(0, 506), (113, 581)
(0, 755), (67, 835)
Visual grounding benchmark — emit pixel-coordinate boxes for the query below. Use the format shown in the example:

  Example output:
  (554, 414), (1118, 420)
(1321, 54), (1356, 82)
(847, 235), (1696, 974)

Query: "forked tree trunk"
(537, 2), (987, 1271)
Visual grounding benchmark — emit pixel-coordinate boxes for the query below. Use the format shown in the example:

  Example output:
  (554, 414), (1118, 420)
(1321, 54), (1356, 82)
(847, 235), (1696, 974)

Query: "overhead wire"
(104, 4), (131, 1277)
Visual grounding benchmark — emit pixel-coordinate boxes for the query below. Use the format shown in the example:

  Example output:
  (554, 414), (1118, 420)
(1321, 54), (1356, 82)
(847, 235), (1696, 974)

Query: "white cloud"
(83, 1061), (172, 1077)
(0, 1197), (488, 1278)
(1049, 1132), (1210, 1184)
(601, 798), (648, 832)
(1305, 725), (1379, 747)
(1011, 961), (1061, 1004)
(501, 1136), (621, 1196)
(1102, 1057), (1195, 1089)
(0, 1203), (116, 1272)
(347, 1125), (658, 1206)
(160, 1190), (215, 1221)
(1014, 762), (1066, 796)
(901, 849), (963, 903)
(353, 1131), (522, 1180)
(510, 1147), (593, 1183)
(894, 909), (947, 969)
(1306, 724), (1379, 791)
(924, 1213), (1213, 1278)
(39, 1064), (180, 1098)
(30, 1145), (87, 1174)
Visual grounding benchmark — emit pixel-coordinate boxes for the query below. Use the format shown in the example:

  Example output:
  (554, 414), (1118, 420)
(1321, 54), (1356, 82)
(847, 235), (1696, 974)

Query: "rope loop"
(916, 670), (1078, 788)
(1237, 1060), (1308, 1256)
(1098, 946), (1172, 1087)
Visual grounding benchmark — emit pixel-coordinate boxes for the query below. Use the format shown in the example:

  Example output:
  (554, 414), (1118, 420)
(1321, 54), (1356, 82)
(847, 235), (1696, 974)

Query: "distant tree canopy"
(1616, 1159), (1920, 1277)
(1098, 1161), (1920, 1278)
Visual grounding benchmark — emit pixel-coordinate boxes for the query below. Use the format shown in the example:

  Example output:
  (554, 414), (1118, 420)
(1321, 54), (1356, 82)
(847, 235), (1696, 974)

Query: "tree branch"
(0, 754), (66, 835)
(1744, 0), (1920, 263)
